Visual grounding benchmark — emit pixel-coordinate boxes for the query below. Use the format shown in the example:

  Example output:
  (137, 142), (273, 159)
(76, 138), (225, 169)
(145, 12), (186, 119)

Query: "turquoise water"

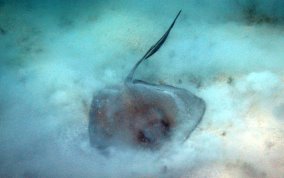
(0, 0), (283, 177)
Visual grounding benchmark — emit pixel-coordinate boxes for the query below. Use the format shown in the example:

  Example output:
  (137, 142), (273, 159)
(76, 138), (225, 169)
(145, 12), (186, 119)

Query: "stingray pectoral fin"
(180, 91), (206, 141)
(125, 10), (182, 82)
(129, 80), (205, 142)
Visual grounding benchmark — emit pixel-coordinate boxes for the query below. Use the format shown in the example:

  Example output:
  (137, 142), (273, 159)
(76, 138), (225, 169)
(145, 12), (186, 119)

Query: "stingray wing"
(129, 80), (206, 142)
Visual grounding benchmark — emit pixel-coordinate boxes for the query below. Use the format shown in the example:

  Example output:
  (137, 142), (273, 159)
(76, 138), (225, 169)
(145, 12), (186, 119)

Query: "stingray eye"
(137, 130), (151, 144)
(161, 119), (171, 134)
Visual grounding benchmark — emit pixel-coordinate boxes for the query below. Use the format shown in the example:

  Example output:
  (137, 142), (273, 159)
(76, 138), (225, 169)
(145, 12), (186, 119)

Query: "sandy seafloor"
(0, 0), (283, 177)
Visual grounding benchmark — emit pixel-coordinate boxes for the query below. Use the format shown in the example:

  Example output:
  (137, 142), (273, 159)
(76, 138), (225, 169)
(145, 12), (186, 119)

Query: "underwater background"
(0, 0), (283, 177)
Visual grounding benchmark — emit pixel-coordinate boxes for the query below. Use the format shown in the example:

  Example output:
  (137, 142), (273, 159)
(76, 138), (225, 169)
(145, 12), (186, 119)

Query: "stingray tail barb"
(125, 10), (182, 83)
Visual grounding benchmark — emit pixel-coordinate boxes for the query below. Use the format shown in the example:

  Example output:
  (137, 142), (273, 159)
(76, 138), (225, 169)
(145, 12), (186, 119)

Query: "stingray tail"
(125, 10), (182, 83)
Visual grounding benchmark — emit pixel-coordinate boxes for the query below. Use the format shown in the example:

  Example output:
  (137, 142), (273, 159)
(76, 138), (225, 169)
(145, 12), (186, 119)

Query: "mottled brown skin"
(89, 84), (178, 148)
(89, 81), (206, 149)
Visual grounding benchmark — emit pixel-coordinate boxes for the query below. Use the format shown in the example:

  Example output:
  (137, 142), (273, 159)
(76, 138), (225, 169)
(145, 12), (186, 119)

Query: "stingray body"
(89, 10), (206, 149)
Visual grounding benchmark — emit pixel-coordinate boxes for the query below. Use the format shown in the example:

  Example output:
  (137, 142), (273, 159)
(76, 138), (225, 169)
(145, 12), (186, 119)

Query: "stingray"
(89, 10), (206, 149)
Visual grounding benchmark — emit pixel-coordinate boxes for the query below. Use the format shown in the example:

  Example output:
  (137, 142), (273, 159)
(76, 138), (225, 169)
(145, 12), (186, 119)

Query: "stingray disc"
(89, 82), (205, 148)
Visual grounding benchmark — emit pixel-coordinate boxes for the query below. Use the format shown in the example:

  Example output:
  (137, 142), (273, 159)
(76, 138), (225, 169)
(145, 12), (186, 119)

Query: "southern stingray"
(89, 10), (206, 149)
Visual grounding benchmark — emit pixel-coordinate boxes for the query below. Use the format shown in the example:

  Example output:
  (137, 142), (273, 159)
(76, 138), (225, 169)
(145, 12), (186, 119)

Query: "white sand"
(0, 0), (283, 177)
